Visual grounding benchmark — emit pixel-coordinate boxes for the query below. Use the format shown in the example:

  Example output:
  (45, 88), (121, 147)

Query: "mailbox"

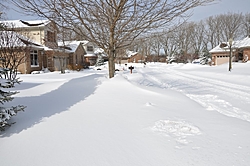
(128, 66), (134, 73)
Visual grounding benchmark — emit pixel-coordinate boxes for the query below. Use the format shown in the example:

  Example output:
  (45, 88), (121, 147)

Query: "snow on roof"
(94, 48), (107, 57)
(58, 41), (84, 53)
(209, 37), (250, 53)
(85, 53), (96, 57)
(81, 40), (90, 45)
(0, 20), (50, 28)
(126, 50), (138, 57)
(237, 36), (250, 48)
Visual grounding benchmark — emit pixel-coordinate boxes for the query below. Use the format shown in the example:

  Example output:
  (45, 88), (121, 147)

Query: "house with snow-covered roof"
(58, 41), (88, 69)
(1, 19), (58, 48)
(114, 50), (145, 64)
(81, 41), (98, 66)
(209, 36), (250, 65)
(127, 50), (145, 63)
(0, 28), (46, 74)
(0, 19), (72, 73)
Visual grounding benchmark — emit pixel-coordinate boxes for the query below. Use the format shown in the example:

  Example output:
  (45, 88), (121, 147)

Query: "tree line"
(129, 12), (250, 64)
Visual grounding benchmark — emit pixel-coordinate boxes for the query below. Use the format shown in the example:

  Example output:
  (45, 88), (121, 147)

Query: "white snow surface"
(1, 62), (250, 166)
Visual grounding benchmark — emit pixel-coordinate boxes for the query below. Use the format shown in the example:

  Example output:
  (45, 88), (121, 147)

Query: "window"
(30, 50), (38, 66)
(87, 46), (94, 52)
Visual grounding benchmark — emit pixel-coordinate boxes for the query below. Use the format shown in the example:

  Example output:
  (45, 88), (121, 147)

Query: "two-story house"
(82, 41), (98, 66)
(0, 19), (74, 73)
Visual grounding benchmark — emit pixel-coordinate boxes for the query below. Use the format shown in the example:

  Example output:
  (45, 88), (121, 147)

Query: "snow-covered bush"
(0, 68), (25, 131)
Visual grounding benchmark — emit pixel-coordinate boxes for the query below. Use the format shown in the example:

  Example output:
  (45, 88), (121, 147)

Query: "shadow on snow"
(1, 74), (103, 137)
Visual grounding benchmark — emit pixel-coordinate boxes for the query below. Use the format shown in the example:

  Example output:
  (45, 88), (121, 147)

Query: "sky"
(1, 0), (249, 21)
(191, 0), (250, 21)
(0, 62), (250, 166)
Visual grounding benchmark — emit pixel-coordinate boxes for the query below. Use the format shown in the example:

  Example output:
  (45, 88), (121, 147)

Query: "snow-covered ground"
(1, 62), (250, 166)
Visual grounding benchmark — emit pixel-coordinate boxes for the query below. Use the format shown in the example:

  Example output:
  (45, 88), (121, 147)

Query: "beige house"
(0, 19), (88, 73)
(2, 20), (58, 48)
(210, 36), (250, 65)
(0, 29), (45, 74)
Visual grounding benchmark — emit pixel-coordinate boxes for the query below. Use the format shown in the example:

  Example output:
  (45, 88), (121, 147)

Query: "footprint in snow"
(152, 119), (201, 146)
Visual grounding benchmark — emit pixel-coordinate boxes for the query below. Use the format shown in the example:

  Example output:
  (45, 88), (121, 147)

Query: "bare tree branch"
(12, 0), (214, 78)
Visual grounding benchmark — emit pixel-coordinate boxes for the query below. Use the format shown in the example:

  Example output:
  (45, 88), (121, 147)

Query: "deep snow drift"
(0, 62), (250, 166)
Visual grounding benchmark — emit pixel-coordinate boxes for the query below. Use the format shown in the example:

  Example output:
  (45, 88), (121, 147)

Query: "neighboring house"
(0, 30), (45, 74)
(127, 50), (145, 63)
(82, 41), (97, 66)
(0, 19), (71, 73)
(1, 20), (107, 72)
(58, 41), (87, 69)
(209, 36), (250, 65)
(1, 20), (58, 48)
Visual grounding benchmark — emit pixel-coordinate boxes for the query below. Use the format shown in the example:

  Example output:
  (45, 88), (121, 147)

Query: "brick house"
(58, 41), (87, 69)
(0, 20), (76, 73)
(127, 50), (145, 63)
(209, 36), (250, 65)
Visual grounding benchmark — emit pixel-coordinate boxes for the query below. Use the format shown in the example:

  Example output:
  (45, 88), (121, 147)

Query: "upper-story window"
(87, 46), (94, 52)
(47, 31), (56, 42)
(30, 50), (38, 66)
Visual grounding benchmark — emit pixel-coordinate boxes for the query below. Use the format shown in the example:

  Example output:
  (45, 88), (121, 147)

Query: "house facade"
(1, 20), (87, 73)
(127, 50), (145, 63)
(0, 29), (46, 74)
(58, 41), (87, 69)
(82, 41), (97, 66)
(210, 36), (250, 65)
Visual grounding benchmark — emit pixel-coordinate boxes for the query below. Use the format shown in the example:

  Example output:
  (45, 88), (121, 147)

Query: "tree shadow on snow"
(0, 74), (103, 137)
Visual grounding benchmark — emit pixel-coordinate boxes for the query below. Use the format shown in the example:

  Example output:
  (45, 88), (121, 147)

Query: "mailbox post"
(128, 66), (134, 74)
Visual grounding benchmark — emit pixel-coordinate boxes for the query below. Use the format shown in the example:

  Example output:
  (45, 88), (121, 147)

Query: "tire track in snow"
(134, 67), (250, 122)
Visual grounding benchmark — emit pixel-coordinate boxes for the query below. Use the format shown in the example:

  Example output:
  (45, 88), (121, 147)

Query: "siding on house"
(58, 41), (86, 68)
(82, 41), (97, 66)
(128, 53), (145, 63)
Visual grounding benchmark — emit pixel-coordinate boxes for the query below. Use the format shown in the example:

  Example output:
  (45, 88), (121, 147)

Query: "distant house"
(209, 36), (250, 65)
(81, 41), (97, 66)
(58, 41), (87, 69)
(127, 50), (145, 63)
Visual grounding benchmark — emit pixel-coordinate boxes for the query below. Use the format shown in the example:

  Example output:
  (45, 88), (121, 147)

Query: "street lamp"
(228, 38), (233, 72)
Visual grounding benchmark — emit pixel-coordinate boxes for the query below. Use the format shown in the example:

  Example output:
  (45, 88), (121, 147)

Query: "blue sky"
(2, 0), (250, 21)
(191, 0), (249, 21)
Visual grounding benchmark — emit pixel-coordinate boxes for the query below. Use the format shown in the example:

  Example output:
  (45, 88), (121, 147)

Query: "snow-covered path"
(130, 64), (250, 123)
(1, 63), (250, 166)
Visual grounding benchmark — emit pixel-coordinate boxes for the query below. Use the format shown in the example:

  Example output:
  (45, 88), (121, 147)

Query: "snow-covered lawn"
(1, 62), (250, 166)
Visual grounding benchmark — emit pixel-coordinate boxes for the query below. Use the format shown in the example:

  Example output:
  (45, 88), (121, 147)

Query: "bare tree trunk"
(108, 50), (115, 78)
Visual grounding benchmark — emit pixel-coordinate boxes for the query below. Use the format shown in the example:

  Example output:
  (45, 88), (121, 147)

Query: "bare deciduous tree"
(12, 0), (214, 78)
(0, 24), (31, 80)
(242, 13), (250, 37)
(220, 12), (243, 41)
